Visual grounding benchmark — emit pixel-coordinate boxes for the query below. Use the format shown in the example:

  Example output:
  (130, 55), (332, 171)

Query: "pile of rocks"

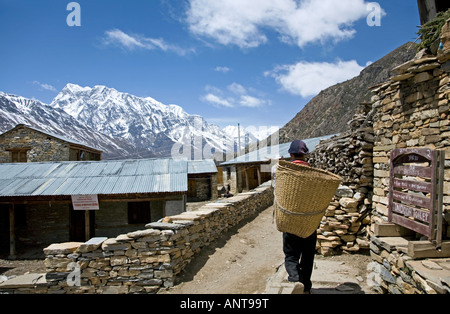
(316, 185), (371, 256)
(309, 109), (374, 256)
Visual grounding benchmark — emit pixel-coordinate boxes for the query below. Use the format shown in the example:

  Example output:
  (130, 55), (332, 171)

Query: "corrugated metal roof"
(220, 134), (338, 166)
(188, 160), (218, 174)
(0, 158), (189, 197)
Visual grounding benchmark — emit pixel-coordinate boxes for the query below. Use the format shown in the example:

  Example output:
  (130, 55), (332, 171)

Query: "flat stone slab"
(101, 238), (131, 251)
(407, 258), (450, 292)
(206, 202), (232, 207)
(0, 273), (47, 289)
(167, 213), (203, 221)
(266, 258), (368, 294)
(145, 222), (184, 230)
(127, 229), (161, 239)
(43, 242), (83, 255)
(193, 208), (220, 216)
(76, 237), (108, 253)
(372, 236), (410, 253)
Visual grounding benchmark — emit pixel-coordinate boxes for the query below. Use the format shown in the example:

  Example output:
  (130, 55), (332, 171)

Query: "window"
(128, 202), (151, 224)
(8, 149), (29, 163)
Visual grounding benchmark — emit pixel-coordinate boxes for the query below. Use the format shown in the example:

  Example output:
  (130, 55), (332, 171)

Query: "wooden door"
(70, 209), (95, 242)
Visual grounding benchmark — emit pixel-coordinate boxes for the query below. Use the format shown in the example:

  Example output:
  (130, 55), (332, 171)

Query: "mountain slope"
(49, 84), (232, 158)
(279, 42), (417, 143)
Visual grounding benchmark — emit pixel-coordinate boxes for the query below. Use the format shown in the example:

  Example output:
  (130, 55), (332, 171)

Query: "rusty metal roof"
(0, 158), (191, 197)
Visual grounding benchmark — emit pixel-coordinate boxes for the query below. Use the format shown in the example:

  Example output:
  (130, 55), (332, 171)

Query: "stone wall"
(370, 49), (450, 235)
(0, 183), (273, 294)
(308, 106), (374, 256)
(368, 38), (450, 293)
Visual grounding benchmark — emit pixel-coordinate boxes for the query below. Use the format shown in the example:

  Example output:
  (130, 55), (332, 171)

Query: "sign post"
(389, 148), (444, 248)
(71, 195), (99, 241)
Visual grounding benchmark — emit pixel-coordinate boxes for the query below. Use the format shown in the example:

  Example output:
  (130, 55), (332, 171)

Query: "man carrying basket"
(282, 140), (317, 293)
(274, 140), (343, 294)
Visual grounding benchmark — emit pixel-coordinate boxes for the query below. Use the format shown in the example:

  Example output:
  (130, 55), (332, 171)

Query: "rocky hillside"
(278, 42), (417, 143)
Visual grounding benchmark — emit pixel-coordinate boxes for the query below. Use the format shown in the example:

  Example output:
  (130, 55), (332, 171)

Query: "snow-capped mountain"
(1, 84), (276, 160)
(49, 84), (233, 159)
(0, 92), (138, 159)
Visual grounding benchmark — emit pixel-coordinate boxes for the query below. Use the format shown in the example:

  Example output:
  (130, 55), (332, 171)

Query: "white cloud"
(228, 82), (247, 95)
(215, 66), (231, 73)
(239, 95), (265, 108)
(202, 93), (234, 108)
(201, 83), (270, 108)
(186, 0), (375, 49)
(104, 29), (145, 50)
(33, 81), (57, 92)
(268, 60), (365, 98)
(103, 29), (192, 55)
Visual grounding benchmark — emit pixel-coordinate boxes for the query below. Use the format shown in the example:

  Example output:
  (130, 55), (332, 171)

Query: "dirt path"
(160, 205), (374, 294)
(160, 205), (285, 294)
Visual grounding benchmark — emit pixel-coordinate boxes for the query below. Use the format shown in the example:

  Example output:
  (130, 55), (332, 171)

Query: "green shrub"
(417, 9), (450, 51)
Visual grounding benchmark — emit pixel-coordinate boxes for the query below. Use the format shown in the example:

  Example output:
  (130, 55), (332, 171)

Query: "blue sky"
(0, 0), (420, 130)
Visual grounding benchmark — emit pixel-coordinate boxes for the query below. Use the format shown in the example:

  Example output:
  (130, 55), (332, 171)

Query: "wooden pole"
(257, 167), (262, 187)
(84, 210), (90, 242)
(9, 203), (16, 259)
(436, 150), (445, 249)
(244, 167), (249, 191)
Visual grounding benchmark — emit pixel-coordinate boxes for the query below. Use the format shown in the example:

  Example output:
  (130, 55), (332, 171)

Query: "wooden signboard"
(389, 148), (444, 247)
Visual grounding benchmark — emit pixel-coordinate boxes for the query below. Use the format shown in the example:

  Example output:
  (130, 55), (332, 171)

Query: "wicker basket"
(274, 160), (343, 238)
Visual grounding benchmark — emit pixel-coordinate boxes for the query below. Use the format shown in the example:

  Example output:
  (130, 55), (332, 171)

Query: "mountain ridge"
(0, 87), (261, 160)
(278, 42), (418, 143)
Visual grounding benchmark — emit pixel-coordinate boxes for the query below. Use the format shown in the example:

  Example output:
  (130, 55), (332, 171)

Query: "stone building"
(187, 160), (218, 202)
(0, 124), (102, 163)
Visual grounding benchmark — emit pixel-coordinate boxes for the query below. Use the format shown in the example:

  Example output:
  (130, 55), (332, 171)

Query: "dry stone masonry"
(368, 28), (450, 293)
(0, 183), (273, 294)
(370, 47), (450, 235)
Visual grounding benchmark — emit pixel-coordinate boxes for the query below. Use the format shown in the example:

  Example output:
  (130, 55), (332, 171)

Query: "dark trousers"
(283, 231), (317, 291)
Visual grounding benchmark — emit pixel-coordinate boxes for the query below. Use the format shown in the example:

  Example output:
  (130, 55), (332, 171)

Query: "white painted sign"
(71, 195), (99, 211)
